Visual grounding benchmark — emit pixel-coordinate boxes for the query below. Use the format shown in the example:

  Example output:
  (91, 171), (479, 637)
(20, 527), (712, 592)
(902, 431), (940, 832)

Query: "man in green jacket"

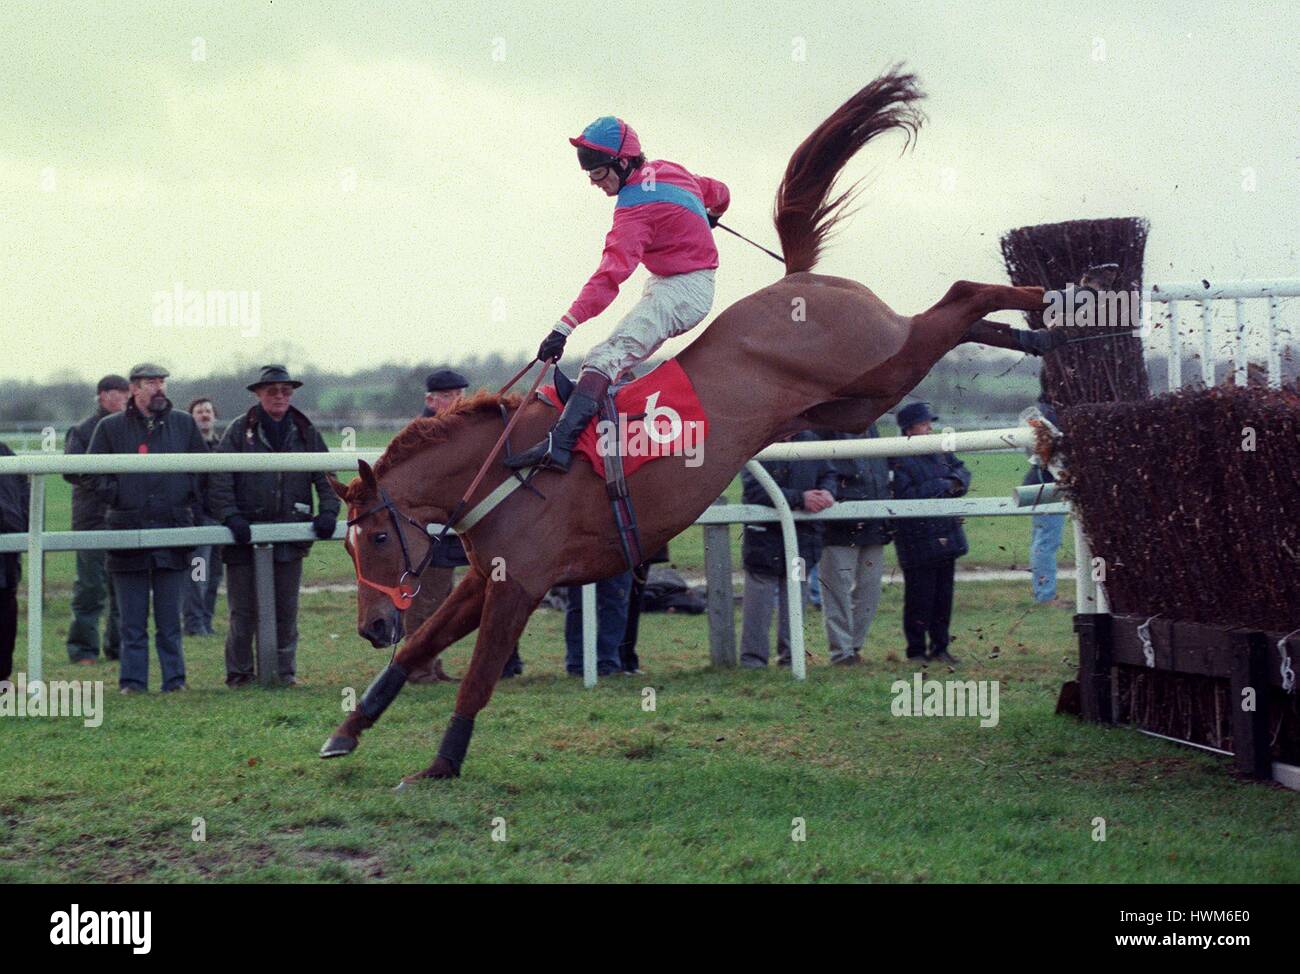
(63, 374), (129, 664)
(207, 366), (340, 687)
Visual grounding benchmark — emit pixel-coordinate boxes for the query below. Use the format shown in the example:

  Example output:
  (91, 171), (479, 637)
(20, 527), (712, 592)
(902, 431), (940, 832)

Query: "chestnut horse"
(321, 68), (1049, 784)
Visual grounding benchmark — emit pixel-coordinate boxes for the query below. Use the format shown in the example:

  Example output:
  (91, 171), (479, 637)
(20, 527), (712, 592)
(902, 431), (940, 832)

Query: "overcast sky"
(1, 0), (1295, 383)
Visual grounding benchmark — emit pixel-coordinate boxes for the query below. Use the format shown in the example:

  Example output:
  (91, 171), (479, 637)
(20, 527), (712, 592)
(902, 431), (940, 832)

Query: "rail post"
(25, 474), (45, 696)
(743, 460), (804, 681)
(703, 496), (736, 667)
(253, 543), (281, 686)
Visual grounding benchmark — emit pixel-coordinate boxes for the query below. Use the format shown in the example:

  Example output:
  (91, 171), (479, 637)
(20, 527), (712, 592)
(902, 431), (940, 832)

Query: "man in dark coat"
(890, 402), (970, 665)
(820, 423), (893, 665)
(739, 429), (837, 668)
(0, 440), (29, 684)
(206, 365), (340, 687)
(63, 374), (129, 664)
(87, 364), (209, 693)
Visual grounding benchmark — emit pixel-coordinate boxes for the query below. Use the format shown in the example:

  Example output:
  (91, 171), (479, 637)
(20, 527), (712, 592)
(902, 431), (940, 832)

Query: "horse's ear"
(356, 459), (377, 490)
(326, 473), (349, 502)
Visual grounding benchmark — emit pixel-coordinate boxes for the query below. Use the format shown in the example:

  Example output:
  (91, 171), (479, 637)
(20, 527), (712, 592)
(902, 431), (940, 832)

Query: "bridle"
(345, 488), (443, 611)
(344, 359), (554, 613)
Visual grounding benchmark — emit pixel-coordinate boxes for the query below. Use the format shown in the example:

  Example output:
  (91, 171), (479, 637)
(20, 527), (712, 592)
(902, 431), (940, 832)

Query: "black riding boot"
(504, 371), (609, 472)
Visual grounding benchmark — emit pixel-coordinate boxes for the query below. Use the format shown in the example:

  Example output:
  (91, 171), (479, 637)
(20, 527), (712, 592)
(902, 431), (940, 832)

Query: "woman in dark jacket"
(890, 403), (970, 664)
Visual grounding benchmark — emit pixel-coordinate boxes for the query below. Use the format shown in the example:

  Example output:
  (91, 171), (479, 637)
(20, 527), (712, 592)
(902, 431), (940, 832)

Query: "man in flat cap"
(422, 368), (469, 418)
(404, 367), (525, 682)
(64, 374), (129, 665)
(207, 365), (340, 687)
(87, 364), (209, 693)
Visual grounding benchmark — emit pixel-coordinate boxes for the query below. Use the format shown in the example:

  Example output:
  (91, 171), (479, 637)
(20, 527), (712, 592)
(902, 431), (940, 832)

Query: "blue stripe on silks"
(616, 180), (708, 221)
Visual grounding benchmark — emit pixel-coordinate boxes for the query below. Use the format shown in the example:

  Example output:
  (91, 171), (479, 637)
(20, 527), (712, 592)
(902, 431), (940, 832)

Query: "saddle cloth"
(537, 358), (708, 478)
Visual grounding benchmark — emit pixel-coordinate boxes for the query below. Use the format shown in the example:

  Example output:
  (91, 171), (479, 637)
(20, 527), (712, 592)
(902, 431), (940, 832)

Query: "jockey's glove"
(537, 328), (568, 363)
(707, 211), (720, 228)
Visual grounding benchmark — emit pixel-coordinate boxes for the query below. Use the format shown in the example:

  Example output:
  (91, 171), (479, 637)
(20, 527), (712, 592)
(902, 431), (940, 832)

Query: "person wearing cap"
(421, 368), (468, 418)
(505, 116), (730, 474)
(86, 364), (209, 693)
(63, 374), (129, 664)
(889, 402), (970, 666)
(404, 368), (526, 682)
(207, 365), (340, 687)
(183, 397), (224, 636)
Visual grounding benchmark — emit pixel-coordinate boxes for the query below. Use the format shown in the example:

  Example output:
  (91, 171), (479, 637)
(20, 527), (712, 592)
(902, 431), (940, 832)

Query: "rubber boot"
(504, 371), (609, 472)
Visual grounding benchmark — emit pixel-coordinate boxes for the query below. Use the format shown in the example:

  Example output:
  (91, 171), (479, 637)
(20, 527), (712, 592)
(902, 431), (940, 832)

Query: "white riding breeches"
(581, 268), (716, 381)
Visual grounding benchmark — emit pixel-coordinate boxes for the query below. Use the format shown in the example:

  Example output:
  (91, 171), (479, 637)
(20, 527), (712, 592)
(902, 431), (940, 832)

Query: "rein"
(345, 359), (551, 611)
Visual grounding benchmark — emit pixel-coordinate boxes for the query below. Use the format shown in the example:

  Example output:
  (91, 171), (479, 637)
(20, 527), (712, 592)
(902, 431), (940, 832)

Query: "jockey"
(505, 116), (730, 472)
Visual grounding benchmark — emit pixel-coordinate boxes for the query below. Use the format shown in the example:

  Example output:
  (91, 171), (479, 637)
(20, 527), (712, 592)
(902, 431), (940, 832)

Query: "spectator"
(739, 429), (836, 668)
(183, 397), (224, 636)
(207, 366), (340, 688)
(821, 422), (893, 665)
(1023, 397), (1068, 606)
(565, 573), (633, 676)
(889, 402), (969, 666)
(0, 439), (28, 686)
(407, 369), (524, 681)
(63, 374), (128, 665)
(87, 363), (208, 694)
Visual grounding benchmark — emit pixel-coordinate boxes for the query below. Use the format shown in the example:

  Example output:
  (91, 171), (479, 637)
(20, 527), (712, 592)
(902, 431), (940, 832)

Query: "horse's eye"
(373, 533), (388, 544)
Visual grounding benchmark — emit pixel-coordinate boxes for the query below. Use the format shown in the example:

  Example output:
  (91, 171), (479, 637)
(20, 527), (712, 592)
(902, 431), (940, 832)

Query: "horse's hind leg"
(399, 575), (539, 784)
(318, 572), (488, 760)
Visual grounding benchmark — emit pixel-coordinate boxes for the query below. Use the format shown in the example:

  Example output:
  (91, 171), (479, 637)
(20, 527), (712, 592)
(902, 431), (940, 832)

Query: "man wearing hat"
(207, 365), (340, 687)
(422, 368), (469, 417)
(86, 364), (209, 693)
(405, 368), (525, 682)
(889, 402), (971, 666)
(63, 374), (129, 664)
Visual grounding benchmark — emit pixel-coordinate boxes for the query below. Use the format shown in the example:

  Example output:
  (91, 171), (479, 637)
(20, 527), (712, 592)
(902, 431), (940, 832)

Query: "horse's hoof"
(394, 757), (460, 789)
(319, 735), (358, 759)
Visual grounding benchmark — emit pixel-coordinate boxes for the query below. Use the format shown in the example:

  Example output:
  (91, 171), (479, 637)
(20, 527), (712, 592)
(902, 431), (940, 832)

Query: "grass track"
(2, 580), (1295, 883)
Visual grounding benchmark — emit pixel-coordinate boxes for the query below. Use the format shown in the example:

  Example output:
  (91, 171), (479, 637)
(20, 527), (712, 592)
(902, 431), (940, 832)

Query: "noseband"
(345, 488), (444, 611)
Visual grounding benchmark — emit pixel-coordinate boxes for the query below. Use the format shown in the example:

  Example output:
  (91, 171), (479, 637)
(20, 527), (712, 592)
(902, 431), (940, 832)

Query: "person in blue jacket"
(889, 403), (970, 665)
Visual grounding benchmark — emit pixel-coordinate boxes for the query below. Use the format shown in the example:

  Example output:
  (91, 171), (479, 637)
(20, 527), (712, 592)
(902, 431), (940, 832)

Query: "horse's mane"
(343, 390), (521, 504)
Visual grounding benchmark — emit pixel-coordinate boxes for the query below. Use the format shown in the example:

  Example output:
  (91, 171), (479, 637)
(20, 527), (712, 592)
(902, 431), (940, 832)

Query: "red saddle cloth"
(537, 359), (708, 478)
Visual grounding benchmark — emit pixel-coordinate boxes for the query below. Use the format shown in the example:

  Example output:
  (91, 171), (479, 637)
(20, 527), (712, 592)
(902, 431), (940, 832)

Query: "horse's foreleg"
(400, 575), (539, 784)
(394, 571), (488, 673)
(960, 318), (1027, 351)
(319, 573), (489, 760)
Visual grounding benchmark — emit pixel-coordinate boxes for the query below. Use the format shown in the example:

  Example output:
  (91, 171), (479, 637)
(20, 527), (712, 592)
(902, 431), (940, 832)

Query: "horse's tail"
(773, 66), (925, 276)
